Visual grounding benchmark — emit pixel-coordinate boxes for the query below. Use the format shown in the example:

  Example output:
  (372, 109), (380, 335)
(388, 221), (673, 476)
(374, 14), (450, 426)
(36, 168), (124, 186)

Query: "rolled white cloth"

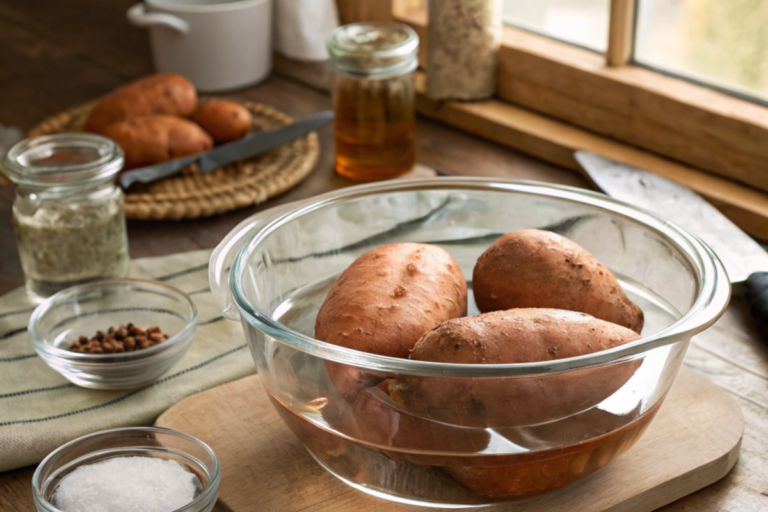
(275, 0), (340, 61)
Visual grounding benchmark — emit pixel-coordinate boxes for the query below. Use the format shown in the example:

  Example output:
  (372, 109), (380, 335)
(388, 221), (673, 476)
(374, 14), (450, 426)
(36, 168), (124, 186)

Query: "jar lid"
(327, 22), (419, 79)
(1, 134), (124, 188)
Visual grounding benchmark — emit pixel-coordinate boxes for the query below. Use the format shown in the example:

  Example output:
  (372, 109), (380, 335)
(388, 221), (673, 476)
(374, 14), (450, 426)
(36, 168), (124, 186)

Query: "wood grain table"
(0, 1), (765, 510)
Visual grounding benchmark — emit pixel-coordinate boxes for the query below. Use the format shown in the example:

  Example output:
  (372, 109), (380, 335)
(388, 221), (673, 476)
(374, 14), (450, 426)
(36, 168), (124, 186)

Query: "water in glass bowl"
(261, 273), (683, 506)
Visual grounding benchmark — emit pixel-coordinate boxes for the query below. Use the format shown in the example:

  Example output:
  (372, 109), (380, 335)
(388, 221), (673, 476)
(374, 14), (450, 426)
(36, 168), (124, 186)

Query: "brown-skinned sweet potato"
(346, 380), (490, 466)
(389, 308), (641, 428)
(472, 229), (644, 334)
(85, 73), (197, 135)
(315, 243), (467, 402)
(443, 404), (659, 498)
(190, 100), (252, 143)
(102, 115), (213, 169)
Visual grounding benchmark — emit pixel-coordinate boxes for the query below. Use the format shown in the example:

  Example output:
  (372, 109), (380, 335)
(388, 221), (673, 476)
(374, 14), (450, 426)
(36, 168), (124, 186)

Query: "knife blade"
(119, 110), (334, 188)
(575, 150), (768, 338)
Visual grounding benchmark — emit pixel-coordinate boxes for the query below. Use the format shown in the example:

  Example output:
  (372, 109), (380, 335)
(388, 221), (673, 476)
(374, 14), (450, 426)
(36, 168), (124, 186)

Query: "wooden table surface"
(0, 1), (765, 510)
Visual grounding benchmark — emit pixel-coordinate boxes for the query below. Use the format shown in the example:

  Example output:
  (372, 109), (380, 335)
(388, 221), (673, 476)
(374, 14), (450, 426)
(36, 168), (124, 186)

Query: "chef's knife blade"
(119, 110), (333, 188)
(575, 150), (768, 339)
(119, 154), (201, 188)
(575, 150), (768, 284)
(198, 110), (333, 173)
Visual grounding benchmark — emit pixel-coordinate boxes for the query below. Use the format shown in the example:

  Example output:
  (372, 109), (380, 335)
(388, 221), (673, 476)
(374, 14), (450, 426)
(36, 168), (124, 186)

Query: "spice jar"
(2, 134), (129, 299)
(327, 23), (419, 181)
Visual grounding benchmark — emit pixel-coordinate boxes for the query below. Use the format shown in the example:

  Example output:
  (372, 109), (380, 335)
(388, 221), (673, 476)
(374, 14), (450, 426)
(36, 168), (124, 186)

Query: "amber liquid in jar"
(333, 73), (416, 181)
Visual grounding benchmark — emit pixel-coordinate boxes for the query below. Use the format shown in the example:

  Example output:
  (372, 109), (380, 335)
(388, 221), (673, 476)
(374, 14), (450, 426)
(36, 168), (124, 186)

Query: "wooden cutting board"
(156, 366), (743, 512)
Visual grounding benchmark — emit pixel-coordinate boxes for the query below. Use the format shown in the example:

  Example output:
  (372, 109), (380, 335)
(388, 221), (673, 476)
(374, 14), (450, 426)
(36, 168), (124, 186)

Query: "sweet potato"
(85, 73), (197, 134)
(315, 243), (467, 402)
(346, 380), (490, 466)
(390, 309), (641, 428)
(102, 115), (213, 169)
(190, 100), (252, 143)
(495, 401), (643, 449)
(444, 405), (659, 498)
(472, 229), (644, 334)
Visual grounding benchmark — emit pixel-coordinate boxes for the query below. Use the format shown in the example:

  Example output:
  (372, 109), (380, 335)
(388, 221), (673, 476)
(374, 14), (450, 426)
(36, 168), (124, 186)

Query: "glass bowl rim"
(31, 426), (221, 512)
(230, 178), (731, 377)
(29, 278), (199, 362)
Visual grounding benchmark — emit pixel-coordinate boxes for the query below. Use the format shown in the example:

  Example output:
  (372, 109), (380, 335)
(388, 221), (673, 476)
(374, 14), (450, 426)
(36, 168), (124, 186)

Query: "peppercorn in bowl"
(29, 279), (198, 390)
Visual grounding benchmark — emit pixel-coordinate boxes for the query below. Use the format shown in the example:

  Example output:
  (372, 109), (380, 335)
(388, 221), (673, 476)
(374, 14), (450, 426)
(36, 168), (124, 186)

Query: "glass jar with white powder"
(2, 134), (129, 299)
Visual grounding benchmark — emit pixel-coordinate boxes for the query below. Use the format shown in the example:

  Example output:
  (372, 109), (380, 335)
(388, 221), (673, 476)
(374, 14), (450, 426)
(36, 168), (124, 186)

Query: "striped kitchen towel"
(0, 249), (255, 472)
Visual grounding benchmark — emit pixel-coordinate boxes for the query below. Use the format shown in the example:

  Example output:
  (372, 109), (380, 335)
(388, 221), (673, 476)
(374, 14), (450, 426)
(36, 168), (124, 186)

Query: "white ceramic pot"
(127, 0), (273, 92)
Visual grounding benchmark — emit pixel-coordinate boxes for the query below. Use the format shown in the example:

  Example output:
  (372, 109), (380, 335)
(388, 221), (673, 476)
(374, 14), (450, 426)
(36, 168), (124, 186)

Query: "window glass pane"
(502, 0), (610, 52)
(636, 0), (768, 100)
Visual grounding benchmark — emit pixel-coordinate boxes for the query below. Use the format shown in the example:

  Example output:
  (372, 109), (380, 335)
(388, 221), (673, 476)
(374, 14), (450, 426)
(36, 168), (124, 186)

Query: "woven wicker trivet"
(27, 99), (320, 220)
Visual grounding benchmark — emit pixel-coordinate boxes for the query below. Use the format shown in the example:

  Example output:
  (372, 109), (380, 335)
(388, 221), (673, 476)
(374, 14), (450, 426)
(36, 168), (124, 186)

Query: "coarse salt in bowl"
(31, 427), (220, 512)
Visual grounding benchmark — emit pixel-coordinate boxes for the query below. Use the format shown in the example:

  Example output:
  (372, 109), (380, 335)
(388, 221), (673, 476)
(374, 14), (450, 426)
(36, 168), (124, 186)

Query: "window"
(635, 0), (768, 102)
(502, 0), (609, 52)
(501, 0), (768, 102)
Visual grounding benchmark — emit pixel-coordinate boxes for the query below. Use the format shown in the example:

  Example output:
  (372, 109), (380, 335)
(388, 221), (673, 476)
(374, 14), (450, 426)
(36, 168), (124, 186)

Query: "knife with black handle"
(119, 110), (333, 188)
(575, 150), (768, 340)
(745, 273), (768, 340)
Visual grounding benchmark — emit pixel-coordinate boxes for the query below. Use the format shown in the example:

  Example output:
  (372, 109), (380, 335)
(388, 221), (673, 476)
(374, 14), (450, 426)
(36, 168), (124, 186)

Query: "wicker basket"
(27, 100), (321, 220)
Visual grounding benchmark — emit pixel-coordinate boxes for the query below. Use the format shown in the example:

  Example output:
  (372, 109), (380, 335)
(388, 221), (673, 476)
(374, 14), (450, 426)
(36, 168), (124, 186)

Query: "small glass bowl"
(29, 279), (198, 390)
(32, 427), (220, 512)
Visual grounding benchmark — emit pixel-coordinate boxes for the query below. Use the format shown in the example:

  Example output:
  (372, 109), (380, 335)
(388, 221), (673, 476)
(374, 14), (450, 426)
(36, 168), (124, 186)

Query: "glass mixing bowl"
(209, 178), (730, 507)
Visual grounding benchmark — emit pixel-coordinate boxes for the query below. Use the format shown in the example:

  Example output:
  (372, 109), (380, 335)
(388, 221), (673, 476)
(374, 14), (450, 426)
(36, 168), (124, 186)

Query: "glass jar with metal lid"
(327, 23), (419, 181)
(2, 134), (129, 299)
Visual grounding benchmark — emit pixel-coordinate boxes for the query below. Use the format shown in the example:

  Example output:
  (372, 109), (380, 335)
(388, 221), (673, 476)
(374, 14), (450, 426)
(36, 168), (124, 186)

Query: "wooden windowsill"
(411, 73), (768, 239)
